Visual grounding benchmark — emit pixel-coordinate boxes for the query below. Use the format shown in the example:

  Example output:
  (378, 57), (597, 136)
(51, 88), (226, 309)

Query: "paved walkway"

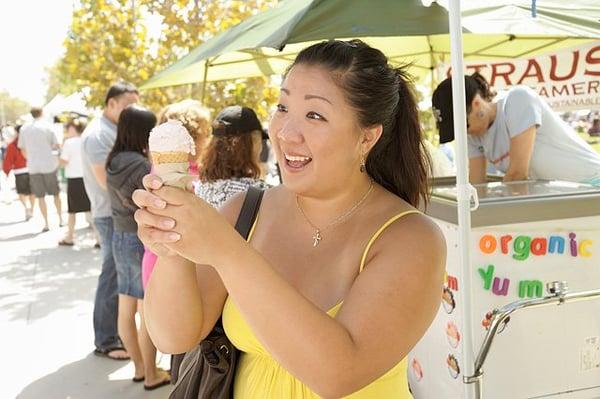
(0, 179), (170, 399)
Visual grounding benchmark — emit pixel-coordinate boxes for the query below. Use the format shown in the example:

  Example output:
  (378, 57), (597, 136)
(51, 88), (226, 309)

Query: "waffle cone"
(151, 151), (189, 164)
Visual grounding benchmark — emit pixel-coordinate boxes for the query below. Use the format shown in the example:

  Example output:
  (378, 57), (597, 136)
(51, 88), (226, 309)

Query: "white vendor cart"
(409, 179), (600, 399)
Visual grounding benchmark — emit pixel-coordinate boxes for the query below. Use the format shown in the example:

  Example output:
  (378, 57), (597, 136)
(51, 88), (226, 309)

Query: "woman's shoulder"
(365, 187), (445, 255)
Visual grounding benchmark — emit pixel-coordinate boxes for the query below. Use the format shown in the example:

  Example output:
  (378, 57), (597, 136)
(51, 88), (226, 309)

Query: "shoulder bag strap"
(233, 186), (264, 239)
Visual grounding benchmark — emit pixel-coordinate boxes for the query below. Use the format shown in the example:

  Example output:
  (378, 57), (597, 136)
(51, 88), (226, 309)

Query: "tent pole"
(200, 59), (209, 105)
(448, 1), (478, 398)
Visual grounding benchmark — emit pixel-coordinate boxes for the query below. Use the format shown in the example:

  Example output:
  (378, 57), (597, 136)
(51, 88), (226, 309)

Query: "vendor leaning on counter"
(432, 73), (600, 186)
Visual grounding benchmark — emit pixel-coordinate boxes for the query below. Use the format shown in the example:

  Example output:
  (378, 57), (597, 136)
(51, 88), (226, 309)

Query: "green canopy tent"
(141, 0), (600, 98)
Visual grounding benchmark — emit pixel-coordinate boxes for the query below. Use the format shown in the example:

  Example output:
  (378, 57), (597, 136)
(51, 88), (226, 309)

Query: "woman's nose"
(277, 120), (303, 144)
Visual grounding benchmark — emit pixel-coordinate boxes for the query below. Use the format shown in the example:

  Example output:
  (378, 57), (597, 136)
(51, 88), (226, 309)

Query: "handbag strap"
(233, 186), (264, 239)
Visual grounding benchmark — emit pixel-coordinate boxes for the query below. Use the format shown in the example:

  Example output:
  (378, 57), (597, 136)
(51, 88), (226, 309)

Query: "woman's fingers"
(132, 189), (166, 210)
(137, 221), (180, 249)
(151, 185), (192, 206)
(142, 174), (163, 191)
(134, 208), (175, 230)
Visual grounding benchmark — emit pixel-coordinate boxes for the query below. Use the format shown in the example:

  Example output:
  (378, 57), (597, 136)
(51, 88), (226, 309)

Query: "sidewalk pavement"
(0, 183), (170, 399)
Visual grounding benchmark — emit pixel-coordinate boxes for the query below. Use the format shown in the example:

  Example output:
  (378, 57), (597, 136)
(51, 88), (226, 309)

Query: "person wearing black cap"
(195, 105), (269, 209)
(432, 72), (600, 185)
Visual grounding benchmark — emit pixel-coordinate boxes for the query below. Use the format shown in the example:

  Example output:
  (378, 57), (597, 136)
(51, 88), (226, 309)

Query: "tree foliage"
(51, 0), (279, 120)
(0, 91), (30, 125)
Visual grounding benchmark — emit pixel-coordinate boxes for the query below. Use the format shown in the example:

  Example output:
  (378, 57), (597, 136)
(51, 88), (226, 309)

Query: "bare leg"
(138, 300), (169, 385)
(27, 195), (35, 218)
(63, 213), (76, 242)
(38, 196), (49, 230)
(86, 212), (101, 245)
(18, 194), (29, 220)
(118, 294), (144, 379)
(53, 194), (64, 225)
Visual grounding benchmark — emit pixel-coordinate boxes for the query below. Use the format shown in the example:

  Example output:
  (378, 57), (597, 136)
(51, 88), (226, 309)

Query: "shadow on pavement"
(17, 353), (170, 399)
(0, 242), (101, 322)
(1, 232), (41, 242)
(0, 220), (26, 228)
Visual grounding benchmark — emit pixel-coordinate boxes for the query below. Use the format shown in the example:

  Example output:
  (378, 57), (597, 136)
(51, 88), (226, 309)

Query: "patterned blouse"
(194, 177), (268, 209)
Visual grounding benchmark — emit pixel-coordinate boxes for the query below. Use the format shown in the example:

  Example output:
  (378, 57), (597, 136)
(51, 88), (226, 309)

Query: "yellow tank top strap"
(247, 213), (260, 241)
(359, 210), (422, 273)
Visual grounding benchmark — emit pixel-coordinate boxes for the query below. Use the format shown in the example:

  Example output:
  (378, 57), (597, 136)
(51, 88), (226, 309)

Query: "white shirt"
(60, 136), (84, 178)
(17, 119), (58, 174)
(468, 86), (600, 185)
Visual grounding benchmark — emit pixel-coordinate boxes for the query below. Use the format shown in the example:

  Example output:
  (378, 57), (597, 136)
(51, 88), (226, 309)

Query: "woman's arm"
(504, 125), (536, 182)
(134, 177), (243, 353)
(150, 187), (446, 398)
(469, 156), (487, 184)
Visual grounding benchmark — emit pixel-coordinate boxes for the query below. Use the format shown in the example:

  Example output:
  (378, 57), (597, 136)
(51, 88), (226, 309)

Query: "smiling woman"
(134, 39), (446, 399)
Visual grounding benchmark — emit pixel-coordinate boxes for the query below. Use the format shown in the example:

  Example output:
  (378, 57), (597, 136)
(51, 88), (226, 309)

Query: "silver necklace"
(296, 181), (374, 247)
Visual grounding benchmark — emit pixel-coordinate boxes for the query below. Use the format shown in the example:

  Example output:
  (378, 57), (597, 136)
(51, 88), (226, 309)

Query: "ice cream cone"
(149, 120), (196, 189)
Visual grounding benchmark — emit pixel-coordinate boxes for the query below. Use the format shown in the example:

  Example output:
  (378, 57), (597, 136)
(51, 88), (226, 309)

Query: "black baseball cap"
(431, 76), (479, 144)
(212, 106), (263, 137)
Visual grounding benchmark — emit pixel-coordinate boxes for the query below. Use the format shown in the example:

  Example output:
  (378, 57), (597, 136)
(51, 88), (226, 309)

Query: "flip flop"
(144, 377), (171, 391)
(93, 347), (130, 361)
(132, 376), (145, 383)
(41, 227), (49, 233)
(58, 239), (74, 246)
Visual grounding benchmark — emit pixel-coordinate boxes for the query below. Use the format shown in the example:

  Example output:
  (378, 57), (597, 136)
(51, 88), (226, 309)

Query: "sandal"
(132, 376), (145, 383)
(93, 346), (130, 361)
(58, 239), (74, 246)
(144, 377), (171, 391)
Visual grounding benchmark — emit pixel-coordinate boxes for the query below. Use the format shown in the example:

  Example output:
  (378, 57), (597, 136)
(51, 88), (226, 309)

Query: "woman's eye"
(276, 104), (287, 112)
(307, 111), (326, 121)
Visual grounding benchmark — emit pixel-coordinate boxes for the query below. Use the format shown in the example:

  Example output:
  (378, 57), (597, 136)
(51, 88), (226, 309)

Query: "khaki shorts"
(29, 171), (60, 198)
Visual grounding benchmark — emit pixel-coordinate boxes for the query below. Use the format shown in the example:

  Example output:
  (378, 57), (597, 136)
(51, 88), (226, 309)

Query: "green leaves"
(50, 0), (278, 117)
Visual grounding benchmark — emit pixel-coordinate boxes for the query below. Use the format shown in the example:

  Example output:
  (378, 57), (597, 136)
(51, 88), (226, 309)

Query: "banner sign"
(439, 42), (600, 111)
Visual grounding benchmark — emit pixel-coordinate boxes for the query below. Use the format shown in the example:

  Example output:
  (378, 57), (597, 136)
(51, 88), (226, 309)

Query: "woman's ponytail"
(367, 67), (431, 208)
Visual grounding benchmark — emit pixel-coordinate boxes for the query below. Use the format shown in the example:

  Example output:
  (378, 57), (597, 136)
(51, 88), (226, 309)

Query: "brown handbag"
(169, 186), (264, 399)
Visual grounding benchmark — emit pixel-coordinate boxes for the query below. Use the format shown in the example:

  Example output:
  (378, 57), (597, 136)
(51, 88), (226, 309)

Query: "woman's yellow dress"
(222, 211), (419, 398)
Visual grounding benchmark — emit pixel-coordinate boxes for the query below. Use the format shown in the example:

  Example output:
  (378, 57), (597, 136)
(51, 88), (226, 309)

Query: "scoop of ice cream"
(149, 119), (196, 155)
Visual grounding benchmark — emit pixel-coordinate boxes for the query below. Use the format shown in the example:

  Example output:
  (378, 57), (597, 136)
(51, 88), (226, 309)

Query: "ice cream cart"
(409, 180), (600, 398)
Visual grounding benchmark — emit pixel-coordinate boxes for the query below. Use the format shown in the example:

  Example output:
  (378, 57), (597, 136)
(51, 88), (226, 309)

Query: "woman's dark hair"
(65, 118), (87, 135)
(465, 72), (496, 112)
(289, 39), (430, 207)
(200, 133), (261, 181)
(106, 105), (156, 168)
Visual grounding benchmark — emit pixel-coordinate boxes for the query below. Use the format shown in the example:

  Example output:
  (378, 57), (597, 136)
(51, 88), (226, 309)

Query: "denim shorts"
(112, 230), (145, 299)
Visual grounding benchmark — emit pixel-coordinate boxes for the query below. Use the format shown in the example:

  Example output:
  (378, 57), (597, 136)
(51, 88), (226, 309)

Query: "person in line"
(134, 40), (445, 398)
(58, 118), (91, 246)
(106, 105), (170, 390)
(18, 107), (63, 231)
(195, 105), (269, 207)
(2, 125), (35, 220)
(81, 82), (139, 361)
(432, 72), (600, 185)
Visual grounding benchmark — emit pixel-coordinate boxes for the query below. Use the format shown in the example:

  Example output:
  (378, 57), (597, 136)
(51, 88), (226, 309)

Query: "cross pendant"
(313, 230), (322, 247)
